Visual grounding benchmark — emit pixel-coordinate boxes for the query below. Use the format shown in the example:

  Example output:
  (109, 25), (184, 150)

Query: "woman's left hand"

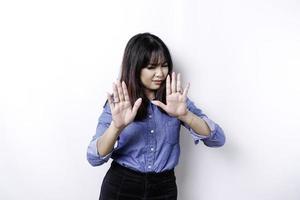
(152, 72), (190, 118)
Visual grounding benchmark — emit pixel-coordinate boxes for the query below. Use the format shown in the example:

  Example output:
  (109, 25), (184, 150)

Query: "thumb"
(151, 100), (167, 111)
(131, 98), (142, 115)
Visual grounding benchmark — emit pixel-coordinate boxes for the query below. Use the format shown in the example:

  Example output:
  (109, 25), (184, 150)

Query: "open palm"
(152, 72), (190, 117)
(107, 80), (142, 129)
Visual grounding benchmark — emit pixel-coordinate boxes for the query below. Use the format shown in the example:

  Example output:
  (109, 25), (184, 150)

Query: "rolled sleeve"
(87, 138), (114, 166)
(182, 98), (226, 147)
(87, 100), (116, 166)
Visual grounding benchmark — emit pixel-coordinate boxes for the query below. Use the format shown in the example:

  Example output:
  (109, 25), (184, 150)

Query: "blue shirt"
(87, 98), (225, 172)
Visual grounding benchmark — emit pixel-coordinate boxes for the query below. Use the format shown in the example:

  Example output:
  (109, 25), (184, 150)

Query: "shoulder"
(97, 100), (112, 122)
(186, 97), (204, 112)
(186, 97), (194, 108)
(102, 100), (111, 113)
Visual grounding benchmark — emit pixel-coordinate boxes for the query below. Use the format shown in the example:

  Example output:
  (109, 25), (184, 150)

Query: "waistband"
(110, 161), (175, 178)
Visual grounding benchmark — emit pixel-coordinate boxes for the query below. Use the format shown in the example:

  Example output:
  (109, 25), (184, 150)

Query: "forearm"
(96, 122), (123, 157)
(178, 111), (211, 137)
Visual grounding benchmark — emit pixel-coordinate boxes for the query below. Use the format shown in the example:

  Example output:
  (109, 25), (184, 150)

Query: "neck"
(145, 89), (155, 100)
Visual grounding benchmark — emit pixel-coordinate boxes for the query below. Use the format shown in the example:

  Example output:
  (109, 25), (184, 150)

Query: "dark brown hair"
(120, 33), (173, 120)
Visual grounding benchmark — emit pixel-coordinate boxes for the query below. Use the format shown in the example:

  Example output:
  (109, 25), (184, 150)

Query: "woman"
(87, 33), (225, 200)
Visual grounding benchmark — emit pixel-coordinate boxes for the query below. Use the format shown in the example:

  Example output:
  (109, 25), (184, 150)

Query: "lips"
(152, 80), (162, 83)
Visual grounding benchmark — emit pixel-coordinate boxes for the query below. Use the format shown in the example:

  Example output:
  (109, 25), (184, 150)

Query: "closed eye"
(147, 66), (156, 69)
(147, 62), (168, 69)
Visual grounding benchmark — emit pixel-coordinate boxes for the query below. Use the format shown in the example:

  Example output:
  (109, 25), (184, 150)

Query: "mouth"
(152, 80), (162, 84)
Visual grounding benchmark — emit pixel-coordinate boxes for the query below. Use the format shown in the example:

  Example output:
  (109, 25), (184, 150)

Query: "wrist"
(178, 111), (195, 127)
(177, 110), (190, 121)
(110, 122), (125, 134)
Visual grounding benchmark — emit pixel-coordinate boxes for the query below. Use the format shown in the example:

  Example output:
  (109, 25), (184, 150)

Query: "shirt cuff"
(189, 116), (217, 144)
(88, 138), (117, 162)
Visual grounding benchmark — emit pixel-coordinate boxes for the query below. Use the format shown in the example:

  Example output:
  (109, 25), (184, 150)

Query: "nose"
(155, 66), (164, 77)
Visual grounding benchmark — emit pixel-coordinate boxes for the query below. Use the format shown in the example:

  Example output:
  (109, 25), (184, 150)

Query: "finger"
(131, 98), (142, 115)
(166, 75), (171, 95)
(177, 73), (182, 93)
(151, 100), (167, 111)
(182, 82), (190, 99)
(171, 72), (176, 93)
(113, 82), (119, 103)
(117, 80), (125, 102)
(107, 92), (115, 110)
(122, 81), (130, 101)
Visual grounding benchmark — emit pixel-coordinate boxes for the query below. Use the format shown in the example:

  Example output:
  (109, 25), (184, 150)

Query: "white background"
(1, 0), (300, 199)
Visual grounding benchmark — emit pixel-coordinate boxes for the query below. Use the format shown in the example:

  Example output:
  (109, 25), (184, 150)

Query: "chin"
(151, 86), (161, 90)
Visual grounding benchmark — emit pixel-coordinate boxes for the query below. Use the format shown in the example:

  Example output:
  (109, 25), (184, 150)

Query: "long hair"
(120, 33), (173, 121)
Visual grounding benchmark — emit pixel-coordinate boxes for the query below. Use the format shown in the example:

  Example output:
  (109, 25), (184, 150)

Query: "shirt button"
(148, 165), (152, 169)
(151, 148), (154, 151)
(150, 130), (154, 133)
(149, 115), (152, 118)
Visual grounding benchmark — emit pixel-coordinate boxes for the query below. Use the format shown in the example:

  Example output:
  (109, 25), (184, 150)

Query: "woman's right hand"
(107, 80), (142, 130)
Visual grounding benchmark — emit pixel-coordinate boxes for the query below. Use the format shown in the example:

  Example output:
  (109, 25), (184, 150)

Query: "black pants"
(99, 161), (177, 200)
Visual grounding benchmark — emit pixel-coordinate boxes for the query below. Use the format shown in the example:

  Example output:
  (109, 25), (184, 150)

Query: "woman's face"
(140, 56), (169, 95)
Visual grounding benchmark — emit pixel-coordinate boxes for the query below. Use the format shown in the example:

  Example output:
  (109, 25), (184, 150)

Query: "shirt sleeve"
(181, 98), (226, 147)
(86, 100), (118, 166)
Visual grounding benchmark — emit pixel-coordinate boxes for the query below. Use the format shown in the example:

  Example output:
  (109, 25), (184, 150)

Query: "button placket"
(146, 111), (156, 172)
